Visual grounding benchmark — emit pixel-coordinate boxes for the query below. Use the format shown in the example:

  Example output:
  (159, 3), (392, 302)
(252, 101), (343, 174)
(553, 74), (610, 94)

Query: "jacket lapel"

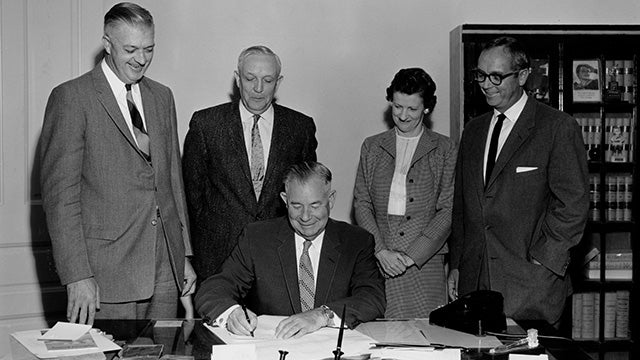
(229, 104), (256, 201)
(92, 66), (139, 152)
(485, 98), (536, 190)
(277, 221), (302, 314)
(470, 113), (492, 200)
(259, 105), (286, 206)
(314, 219), (341, 307)
(138, 78), (160, 164)
(410, 128), (439, 166)
(374, 130), (397, 217)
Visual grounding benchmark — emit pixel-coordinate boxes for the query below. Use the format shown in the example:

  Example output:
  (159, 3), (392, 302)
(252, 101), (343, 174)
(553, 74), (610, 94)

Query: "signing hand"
(447, 268), (459, 301)
(376, 249), (408, 277)
(182, 258), (197, 296)
(226, 307), (257, 336)
(66, 278), (100, 325)
(274, 308), (326, 339)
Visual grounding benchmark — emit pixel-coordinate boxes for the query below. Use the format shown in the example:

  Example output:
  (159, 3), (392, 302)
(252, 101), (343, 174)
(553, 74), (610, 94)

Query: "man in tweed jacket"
(182, 45), (317, 280)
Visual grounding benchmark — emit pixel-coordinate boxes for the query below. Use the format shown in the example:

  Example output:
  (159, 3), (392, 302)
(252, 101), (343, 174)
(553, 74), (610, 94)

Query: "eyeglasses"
(471, 69), (521, 86)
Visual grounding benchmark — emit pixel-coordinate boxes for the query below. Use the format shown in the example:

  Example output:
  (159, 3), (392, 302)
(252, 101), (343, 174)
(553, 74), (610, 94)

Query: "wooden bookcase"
(450, 24), (639, 360)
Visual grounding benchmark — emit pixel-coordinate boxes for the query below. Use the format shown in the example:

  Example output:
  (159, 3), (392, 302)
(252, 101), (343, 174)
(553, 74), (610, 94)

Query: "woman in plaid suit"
(354, 68), (457, 318)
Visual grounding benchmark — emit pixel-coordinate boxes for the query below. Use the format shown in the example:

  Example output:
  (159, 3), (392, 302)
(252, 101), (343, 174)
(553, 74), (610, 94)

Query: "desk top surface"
(58, 319), (592, 360)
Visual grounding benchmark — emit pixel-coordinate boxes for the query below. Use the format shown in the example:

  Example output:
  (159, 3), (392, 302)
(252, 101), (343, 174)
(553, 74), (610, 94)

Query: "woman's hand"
(376, 249), (408, 278)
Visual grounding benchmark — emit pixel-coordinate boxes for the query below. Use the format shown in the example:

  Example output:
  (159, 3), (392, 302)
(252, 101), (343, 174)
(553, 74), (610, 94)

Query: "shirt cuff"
(214, 304), (240, 329)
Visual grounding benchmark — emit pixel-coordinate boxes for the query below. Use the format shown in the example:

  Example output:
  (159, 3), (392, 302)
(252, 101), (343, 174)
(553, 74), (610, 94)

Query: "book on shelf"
(603, 174), (633, 222)
(572, 291), (631, 341)
(615, 290), (630, 339)
(604, 292), (617, 339)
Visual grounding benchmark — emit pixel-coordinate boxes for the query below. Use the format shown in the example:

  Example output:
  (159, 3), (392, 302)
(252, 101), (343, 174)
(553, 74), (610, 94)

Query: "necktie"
(250, 114), (265, 199)
(485, 113), (505, 185)
(299, 240), (315, 312)
(125, 84), (151, 160)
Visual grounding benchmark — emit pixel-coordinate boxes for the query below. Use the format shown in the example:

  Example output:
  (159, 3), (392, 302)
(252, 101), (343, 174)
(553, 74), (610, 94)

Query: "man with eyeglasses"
(448, 36), (589, 326)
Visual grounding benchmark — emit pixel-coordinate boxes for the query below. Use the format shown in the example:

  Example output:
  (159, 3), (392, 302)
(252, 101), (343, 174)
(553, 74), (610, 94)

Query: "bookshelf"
(450, 24), (640, 360)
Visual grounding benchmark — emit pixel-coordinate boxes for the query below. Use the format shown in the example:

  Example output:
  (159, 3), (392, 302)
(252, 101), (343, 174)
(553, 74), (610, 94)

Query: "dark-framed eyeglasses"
(471, 69), (521, 86)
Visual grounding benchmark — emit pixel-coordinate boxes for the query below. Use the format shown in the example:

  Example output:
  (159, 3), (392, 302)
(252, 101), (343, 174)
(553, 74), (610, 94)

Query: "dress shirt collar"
(493, 91), (527, 123)
(239, 101), (274, 125)
(101, 59), (140, 98)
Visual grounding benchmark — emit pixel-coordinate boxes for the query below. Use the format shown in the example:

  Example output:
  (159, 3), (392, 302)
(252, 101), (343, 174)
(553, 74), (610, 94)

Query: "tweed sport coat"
(39, 65), (191, 302)
(182, 102), (317, 280)
(450, 97), (589, 323)
(353, 127), (457, 264)
(194, 217), (386, 329)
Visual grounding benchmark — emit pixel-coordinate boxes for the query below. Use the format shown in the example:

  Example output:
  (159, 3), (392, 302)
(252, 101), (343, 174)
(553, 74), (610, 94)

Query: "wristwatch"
(320, 305), (335, 326)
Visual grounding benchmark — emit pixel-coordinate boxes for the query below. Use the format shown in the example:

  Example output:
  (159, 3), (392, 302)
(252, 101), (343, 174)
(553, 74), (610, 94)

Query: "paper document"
(205, 315), (374, 360)
(38, 322), (92, 341)
(370, 347), (460, 360)
(12, 328), (121, 359)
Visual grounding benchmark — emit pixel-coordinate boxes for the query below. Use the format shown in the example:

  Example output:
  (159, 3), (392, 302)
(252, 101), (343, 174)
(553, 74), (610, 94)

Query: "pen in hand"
(241, 303), (254, 337)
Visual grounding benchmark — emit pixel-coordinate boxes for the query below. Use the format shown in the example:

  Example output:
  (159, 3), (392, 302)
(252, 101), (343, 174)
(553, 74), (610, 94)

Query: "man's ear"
(518, 68), (530, 86)
(328, 190), (336, 209)
(280, 191), (287, 205)
(102, 35), (112, 55)
(234, 70), (240, 89)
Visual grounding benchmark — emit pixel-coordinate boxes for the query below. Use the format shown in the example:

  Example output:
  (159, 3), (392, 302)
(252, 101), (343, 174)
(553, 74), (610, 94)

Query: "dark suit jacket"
(39, 65), (191, 302)
(450, 97), (589, 323)
(194, 217), (386, 329)
(182, 101), (317, 279)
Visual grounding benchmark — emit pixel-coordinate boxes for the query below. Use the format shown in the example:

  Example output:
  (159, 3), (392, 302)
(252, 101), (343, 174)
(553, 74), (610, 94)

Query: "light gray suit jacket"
(450, 97), (589, 323)
(39, 65), (191, 302)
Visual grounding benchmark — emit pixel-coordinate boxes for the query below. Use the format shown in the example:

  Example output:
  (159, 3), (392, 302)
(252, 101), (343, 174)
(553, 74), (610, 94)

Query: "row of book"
(577, 113), (635, 163)
(584, 251), (633, 280)
(572, 291), (630, 340)
(588, 173), (633, 222)
(605, 60), (636, 104)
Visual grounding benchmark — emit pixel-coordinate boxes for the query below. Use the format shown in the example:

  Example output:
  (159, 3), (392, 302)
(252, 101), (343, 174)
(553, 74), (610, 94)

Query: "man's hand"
(226, 307), (257, 336)
(182, 258), (197, 296)
(375, 249), (407, 277)
(447, 268), (459, 301)
(274, 308), (327, 339)
(400, 253), (415, 267)
(66, 278), (100, 325)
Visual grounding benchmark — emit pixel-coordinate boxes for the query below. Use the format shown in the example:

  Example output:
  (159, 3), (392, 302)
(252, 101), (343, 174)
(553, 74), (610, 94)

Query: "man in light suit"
(39, 2), (195, 324)
(448, 37), (589, 325)
(182, 45), (317, 280)
(195, 162), (385, 339)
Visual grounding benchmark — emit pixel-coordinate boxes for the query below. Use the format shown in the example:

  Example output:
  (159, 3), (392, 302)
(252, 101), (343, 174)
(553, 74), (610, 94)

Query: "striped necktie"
(299, 240), (315, 312)
(125, 84), (150, 161)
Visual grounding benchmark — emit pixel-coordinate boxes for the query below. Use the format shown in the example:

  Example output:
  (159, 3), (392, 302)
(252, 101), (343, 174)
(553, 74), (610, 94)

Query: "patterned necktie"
(485, 113), (505, 185)
(250, 114), (265, 199)
(299, 240), (315, 312)
(125, 84), (151, 160)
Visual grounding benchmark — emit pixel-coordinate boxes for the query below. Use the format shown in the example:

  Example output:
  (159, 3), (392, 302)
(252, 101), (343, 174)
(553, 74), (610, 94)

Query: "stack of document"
(11, 322), (121, 359)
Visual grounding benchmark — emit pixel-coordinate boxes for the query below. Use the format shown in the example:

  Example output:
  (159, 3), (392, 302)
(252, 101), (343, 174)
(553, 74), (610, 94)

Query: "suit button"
(409, 179), (414, 183)
(151, 219), (158, 226)
(485, 225), (491, 230)
(406, 216), (411, 220)
(408, 198), (414, 202)
(399, 232), (404, 236)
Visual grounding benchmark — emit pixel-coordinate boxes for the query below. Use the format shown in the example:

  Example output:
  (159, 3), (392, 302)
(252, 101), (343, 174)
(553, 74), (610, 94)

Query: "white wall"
(127, 0), (640, 221)
(1, 0), (639, 357)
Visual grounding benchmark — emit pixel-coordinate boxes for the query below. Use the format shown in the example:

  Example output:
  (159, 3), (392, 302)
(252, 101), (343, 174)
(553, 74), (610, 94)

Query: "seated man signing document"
(195, 162), (385, 339)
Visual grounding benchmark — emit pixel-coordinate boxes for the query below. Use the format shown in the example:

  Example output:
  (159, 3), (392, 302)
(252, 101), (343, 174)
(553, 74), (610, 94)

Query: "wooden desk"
(13, 319), (593, 360)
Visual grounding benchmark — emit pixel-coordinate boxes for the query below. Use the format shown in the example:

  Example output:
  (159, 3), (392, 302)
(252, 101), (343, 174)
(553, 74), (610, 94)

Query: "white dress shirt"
(388, 127), (422, 215)
(483, 92), (528, 182)
(239, 103), (273, 170)
(101, 59), (147, 147)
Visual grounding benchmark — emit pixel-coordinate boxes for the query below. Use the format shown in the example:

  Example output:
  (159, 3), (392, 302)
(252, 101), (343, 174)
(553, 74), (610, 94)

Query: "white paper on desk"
(38, 322), (91, 341)
(509, 354), (549, 360)
(370, 347), (460, 360)
(212, 343), (257, 360)
(205, 315), (374, 360)
(13, 329), (121, 358)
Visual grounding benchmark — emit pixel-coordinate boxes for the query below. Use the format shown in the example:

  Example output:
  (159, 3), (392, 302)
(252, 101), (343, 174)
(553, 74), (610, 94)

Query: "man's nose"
(253, 80), (264, 93)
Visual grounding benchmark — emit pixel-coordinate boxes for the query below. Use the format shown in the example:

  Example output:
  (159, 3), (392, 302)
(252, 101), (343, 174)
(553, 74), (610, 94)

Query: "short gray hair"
(104, 2), (154, 32)
(237, 45), (282, 76)
(283, 161), (332, 189)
